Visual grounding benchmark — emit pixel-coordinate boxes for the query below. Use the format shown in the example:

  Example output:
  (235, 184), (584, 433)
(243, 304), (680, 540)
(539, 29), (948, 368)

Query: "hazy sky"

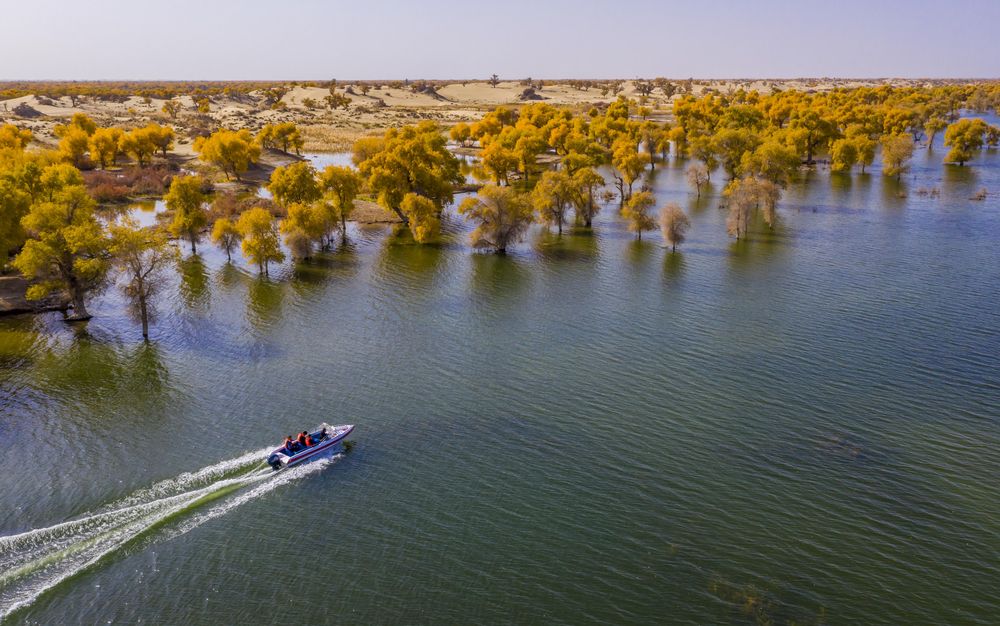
(1, 0), (997, 80)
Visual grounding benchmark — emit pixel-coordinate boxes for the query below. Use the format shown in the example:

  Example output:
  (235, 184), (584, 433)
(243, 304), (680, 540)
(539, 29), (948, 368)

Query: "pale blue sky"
(1, 0), (997, 79)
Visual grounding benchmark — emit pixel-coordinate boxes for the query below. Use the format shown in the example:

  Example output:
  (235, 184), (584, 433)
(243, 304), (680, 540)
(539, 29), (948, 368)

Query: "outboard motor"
(267, 452), (286, 471)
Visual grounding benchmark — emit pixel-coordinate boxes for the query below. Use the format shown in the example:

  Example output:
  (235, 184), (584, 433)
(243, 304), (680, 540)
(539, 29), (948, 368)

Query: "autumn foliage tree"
(88, 127), (124, 169)
(194, 129), (260, 181)
(108, 218), (176, 339)
(211, 217), (242, 262)
(622, 191), (656, 240)
(267, 161), (321, 206)
(880, 134), (914, 180)
(318, 165), (362, 245)
(571, 167), (605, 227)
(237, 207), (284, 276)
(458, 184), (534, 254)
(13, 177), (109, 320)
(0, 124), (32, 150)
(943, 118), (992, 166)
(400, 193), (440, 243)
(164, 175), (208, 253)
(532, 170), (575, 235)
(257, 122), (304, 154)
(355, 121), (461, 227)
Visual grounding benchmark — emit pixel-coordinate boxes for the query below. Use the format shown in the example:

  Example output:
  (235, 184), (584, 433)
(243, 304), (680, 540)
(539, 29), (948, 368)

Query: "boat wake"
(0, 446), (339, 620)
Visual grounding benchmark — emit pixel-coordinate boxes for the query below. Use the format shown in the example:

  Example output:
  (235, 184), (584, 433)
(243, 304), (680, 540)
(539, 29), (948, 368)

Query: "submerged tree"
(457, 184), (534, 254)
(280, 202), (328, 260)
(611, 139), (646, 201)
(829, 139), (858, 173)
(880, 134), (915, 180)
(318, 165), (362, 245)
(622, 191), (656, 240)
(532, 170), (574, 235)
(355, 121), (462, 226)
(400, 193), (440, 243)
(924, 117), (948, 150)
(165, 175), (207, 253)
(943, 118), (991, 166)
(237, 207), (284, 276)
(211, 217), (242, 262)
(13, 182), (109, 320)
(686, 163), (709, 198)
(725, 187), (753, 240)
(659, 203), (691, 251)
(108, 218), (176, 340)
(571, 167), (605, 227)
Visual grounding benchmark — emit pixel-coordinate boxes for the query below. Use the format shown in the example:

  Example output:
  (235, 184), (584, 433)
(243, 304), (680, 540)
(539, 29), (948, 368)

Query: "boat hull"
(267, 424), (354, 470)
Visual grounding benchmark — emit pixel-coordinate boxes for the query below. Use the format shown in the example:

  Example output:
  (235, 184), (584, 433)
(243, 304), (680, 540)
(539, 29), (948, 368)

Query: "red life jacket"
(297, 433), (308, 445)
(305, 435), (314, 446)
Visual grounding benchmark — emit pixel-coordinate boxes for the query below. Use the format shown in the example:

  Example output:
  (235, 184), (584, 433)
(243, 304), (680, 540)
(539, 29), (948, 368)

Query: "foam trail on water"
(0, 445), (339, 620)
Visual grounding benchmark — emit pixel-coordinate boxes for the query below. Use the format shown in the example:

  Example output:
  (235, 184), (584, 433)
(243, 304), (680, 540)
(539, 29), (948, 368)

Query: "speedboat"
(266, 424), (354, 470)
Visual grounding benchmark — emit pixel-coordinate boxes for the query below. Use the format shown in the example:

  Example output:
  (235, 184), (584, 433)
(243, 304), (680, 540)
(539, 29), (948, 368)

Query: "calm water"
(1, 130), (999, 624)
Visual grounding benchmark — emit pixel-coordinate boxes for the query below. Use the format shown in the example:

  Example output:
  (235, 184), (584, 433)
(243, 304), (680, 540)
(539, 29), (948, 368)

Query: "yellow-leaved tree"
(0, 124), (32, 150)
(13, 172), (109, 320)
(194, 129), (260, 181)
(399, 193), (439, 243)
(318, 165), (362, 246)
(257, 123), (304, 154)
(943, 118), (991, 166)
(237, 207), (284, 276)
(267, 161), (320, 206)
(880, 134), (914, 180)
(164, 175), (208, 253)
(457, 184), (535, 254)
(89, 127), (124, 169)
(622, 190), (656, 240)
(355, 121), (462, 227)
(211, 217), (242, 263)
(108, 218), (177, 340)
(532, 170), (575, 235)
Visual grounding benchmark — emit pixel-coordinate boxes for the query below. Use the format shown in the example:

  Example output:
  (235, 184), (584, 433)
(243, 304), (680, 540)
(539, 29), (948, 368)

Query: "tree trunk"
(341, 216), (348, 244)
(189, 232), (197, 254)
(140, 295), (149, 340)
(67, 279), (91, 321)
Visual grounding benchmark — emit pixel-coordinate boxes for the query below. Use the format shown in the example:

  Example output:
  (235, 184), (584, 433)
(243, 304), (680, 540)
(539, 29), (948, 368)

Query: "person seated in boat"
(282, 436), (297, 454)
(297, 431), (314, 448)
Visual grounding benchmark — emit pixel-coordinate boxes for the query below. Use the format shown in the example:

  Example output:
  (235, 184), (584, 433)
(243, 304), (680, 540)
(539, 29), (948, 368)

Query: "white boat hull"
(266, 424), (354, 470)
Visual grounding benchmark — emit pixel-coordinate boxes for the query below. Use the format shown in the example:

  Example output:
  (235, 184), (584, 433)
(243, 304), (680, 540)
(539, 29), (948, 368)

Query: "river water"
(1, 129), (998, 624)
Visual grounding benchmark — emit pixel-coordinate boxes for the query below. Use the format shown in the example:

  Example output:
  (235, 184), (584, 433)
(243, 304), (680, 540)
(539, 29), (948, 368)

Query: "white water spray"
(0, 445), (341, 620)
